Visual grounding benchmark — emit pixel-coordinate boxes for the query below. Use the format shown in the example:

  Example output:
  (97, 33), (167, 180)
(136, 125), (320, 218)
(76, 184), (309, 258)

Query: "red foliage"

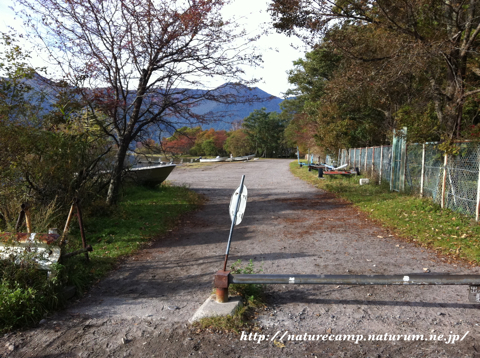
(163, 135), (196, 154)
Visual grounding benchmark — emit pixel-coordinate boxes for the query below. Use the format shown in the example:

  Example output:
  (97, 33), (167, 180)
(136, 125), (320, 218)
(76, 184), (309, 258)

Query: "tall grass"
(0, 183), (202, 333)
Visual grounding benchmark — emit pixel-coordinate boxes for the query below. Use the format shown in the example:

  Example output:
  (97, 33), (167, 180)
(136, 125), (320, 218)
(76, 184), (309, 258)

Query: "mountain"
(16, 75), (284, 132)
(191, 84), (284, 131)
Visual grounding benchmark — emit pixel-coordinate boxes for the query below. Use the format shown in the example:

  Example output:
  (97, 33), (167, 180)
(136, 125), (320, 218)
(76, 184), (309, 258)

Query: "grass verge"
(0, 182), (203, 333)
(290, 161), (480, 265)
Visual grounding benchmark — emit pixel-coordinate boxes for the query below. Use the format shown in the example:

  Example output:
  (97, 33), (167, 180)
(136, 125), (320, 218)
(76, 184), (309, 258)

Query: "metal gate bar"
(215, 177), (480, 304)
(230, 274), (480, 286)
(215, 271), (480, 303)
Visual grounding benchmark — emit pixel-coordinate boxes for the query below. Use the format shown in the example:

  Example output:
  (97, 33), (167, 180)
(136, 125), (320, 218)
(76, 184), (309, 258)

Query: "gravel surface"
(1, 159), (480, 357)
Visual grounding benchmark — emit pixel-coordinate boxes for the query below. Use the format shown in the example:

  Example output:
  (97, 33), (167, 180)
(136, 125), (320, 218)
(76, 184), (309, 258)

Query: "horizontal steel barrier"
(230, 274), (480, 286)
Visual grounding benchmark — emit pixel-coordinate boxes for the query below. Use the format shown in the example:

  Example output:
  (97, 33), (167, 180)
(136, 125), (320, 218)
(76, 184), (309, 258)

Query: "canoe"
(129, 164), (176, 186)
(199, 157), (228, 163)
(232, 154), (255, 161)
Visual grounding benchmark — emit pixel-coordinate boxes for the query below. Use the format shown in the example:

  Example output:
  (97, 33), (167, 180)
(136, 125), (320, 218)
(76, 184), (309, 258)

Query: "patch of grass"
(193, 259), (265, 334)
(0, 261), (67, 332)
(192, 306), (254, 334)
(0, 183), (203, 333)
(64, 182), (203, 293)
(229, 259), (265, 308)
(290, 161), (480, 265)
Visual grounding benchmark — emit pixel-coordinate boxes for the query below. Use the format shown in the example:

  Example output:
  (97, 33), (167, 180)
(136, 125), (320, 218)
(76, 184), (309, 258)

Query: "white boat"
(199, 156), (228, 163)
(232, 154), (255, 161)
(129, 164), (176, 186)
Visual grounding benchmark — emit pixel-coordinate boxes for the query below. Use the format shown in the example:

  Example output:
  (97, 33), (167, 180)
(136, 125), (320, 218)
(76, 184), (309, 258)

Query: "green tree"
(201, 139), (217, 156)
(0, 34), (110, 229)
(243, 108), (287, 157)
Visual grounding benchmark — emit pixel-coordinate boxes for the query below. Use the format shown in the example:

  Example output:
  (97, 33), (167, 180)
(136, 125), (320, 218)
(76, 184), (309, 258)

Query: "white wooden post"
(364, 147), (368, 173)
(379, 146), (383, 184)
(420, 143), (425, 197)
(441, 154), (448, 209)
(372, 147), (375, 176)
(476, 149), (480, 221)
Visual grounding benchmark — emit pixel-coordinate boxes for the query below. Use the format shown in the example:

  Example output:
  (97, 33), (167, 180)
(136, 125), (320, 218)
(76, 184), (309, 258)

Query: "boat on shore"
(232, 154), (255, 161)
(199, 156), (228, 163)
(129, 163), (176, 186)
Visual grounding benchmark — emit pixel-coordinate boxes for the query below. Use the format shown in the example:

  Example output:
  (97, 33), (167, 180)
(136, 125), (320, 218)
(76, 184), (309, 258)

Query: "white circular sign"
(229, 185), (248, 225)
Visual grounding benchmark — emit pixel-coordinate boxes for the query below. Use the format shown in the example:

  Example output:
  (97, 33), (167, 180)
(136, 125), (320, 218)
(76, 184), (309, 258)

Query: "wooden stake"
(60, 202), (76, 246)
(24, 209), (32, 234)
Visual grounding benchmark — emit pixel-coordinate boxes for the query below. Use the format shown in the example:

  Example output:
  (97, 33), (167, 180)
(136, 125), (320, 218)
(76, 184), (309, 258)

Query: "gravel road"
(1, 159), (480, 357)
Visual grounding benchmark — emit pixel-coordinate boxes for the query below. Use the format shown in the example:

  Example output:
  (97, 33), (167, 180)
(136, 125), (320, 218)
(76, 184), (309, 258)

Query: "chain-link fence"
(423, 143), (443, 204)
(382, 146), (392, 183)
(343, 142), (480, 220)
(444, 143), (479, 217)
(406, 143), (423, 193)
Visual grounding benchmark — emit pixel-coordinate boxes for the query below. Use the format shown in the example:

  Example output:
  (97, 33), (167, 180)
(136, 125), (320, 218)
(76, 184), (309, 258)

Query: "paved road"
(1, 159), (479, 357)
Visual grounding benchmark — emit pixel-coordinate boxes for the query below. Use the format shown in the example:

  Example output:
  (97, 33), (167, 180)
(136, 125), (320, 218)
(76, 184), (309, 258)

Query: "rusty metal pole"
(214, 270), (230, 303)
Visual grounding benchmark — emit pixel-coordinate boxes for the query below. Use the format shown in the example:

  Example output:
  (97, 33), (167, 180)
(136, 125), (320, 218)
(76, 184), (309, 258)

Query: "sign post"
(216, 175), (247, 303)
(223, 175), (247, 271)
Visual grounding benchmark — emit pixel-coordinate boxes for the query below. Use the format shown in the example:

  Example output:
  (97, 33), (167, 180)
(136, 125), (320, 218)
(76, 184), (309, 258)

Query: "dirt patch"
(1, 159), (480, 357)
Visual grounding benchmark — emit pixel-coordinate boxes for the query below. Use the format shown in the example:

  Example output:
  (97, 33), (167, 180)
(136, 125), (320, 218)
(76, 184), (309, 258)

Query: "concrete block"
(189, 295), (243, 323)
(359, 178), (370, 185)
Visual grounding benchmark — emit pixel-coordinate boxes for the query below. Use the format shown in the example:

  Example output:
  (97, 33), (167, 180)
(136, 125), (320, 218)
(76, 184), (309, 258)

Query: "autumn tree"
(269, 0), (480, 143)
(0, 33), (111, 227)
(189, 128), (227, 156)
(224, 129), (254, 156)
(15, 0), (261, 204)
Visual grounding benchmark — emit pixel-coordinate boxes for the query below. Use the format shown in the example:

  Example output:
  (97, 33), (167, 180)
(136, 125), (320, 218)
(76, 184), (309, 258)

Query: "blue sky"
(0, 0), (307, 98)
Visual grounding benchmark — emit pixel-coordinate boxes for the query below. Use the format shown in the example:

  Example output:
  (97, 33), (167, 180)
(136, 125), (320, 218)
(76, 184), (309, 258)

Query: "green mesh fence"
(444, 143), (479, 217)
(423, 144), (444, 205)
(406, 144), (423, 193)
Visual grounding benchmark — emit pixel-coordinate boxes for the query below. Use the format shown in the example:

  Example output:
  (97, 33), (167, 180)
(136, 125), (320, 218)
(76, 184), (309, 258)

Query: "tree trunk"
(106, 139), (129, 206)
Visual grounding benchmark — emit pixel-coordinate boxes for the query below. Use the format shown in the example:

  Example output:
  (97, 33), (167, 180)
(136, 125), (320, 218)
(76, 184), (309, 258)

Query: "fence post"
(353, 149), (356, 168)
(379, 146), (383, 184)
(476, 150), (480, 221)
(364, 147), (368, 173)
(360, 148), (362, 170)
(400, 140), (407, 192)
(420, 143), (425, 197)
(371, 147), (375, 176)
(441, 153), (448, 209)
(390, 144), (395, 191)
